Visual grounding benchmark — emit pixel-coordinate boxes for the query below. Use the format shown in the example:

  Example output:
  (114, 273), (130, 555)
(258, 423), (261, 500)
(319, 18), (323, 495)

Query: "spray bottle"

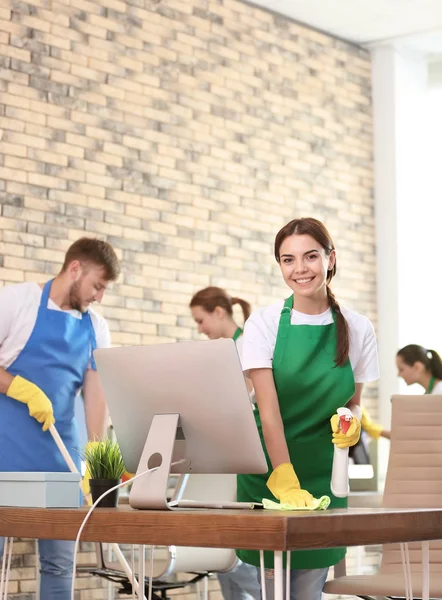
(330, 406), (353, 498)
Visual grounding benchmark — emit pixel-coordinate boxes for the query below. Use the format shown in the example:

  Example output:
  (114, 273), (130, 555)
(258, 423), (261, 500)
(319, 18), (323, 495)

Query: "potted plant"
(82, 438), (126, 507)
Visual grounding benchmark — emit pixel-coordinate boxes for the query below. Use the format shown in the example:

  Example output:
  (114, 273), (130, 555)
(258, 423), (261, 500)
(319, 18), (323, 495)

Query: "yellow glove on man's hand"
(331, 414), (361, 449)
(7, 375), (55, 431)
(266, 462), (315, 508)
(360, 408), (383, 440)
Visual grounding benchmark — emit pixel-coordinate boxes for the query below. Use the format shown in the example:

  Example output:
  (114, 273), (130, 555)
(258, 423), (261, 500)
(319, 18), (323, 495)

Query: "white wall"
(371, 45), (442, 478)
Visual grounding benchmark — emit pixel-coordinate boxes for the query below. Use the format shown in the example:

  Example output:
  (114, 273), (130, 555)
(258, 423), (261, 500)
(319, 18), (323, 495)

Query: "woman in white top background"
(190, 286), (250, 353)
(189, 286), (260, 600)
(396, 345), (442, 394)
(238, 217), (379, 600)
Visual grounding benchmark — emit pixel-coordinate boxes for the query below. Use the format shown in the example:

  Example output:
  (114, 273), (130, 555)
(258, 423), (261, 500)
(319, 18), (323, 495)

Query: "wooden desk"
(0, 505), (441, 550)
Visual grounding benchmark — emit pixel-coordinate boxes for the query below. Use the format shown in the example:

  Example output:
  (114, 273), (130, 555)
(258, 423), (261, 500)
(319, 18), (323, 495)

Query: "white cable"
(70, 466), (157, 600)
(71, 459), (186, 600)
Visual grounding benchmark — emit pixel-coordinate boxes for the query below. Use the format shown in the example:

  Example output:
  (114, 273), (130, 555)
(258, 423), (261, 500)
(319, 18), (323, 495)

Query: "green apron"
(237, 295), (356, 569)
(233, 327), (243, 342)
(426, 377), (435, 394)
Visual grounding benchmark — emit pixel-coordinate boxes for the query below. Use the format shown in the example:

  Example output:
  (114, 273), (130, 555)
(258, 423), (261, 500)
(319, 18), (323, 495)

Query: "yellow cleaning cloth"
(262, 495), (331, 511)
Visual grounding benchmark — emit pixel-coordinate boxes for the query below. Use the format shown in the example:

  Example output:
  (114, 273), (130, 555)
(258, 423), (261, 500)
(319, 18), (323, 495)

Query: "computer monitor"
(94, 338), (267, 509)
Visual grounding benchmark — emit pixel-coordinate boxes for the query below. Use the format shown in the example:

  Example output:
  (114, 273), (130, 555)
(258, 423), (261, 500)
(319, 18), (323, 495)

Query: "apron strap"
(232, 327), (243, 342)
(38, 279), (53, 316)
(277, 296), (337, 341)
(277, 295), (293, 340)
(85, 312), (97, 371)
(426, 376), (435, 394)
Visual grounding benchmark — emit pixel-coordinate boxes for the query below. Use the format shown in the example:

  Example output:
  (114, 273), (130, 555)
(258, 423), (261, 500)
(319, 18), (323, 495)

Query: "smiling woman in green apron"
(396, 345), (442, 394)
(190, 286), (260, 600)
(237, 218), (380, 600)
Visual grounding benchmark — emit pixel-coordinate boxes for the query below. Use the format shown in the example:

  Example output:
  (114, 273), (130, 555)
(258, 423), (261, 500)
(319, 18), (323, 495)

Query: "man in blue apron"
(0, 237), (120, 599)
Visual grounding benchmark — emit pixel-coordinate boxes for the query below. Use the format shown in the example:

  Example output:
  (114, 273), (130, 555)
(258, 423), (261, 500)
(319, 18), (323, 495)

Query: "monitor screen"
(94, 339), (267, 476)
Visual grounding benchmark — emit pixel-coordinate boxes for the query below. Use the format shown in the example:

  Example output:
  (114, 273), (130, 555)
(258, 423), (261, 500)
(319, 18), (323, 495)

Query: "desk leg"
(274, 551), (283, 600)
(285, 552), (291, 600)
(138, 545), (145, 600)
(124, 545), (146, 600)
(422, 541), (430, 600)
(400, 542), (413, 600)
(0, 537), (13, 600)
(35, 540), (40, 600)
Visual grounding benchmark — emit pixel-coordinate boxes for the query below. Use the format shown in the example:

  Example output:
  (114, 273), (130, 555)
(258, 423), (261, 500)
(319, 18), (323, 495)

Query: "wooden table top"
(1, 506), (441, 551)
(0, 507), (442, 550)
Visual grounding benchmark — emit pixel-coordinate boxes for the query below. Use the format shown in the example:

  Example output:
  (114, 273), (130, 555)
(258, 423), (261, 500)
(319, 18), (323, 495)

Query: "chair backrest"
(160, 474), (238, 576)
(380, 395), (442, 575)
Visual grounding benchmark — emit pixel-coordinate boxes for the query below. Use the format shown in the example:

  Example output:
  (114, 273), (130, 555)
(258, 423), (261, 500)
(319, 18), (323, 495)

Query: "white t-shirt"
(431, 381), (442, 394)
(235, 334), (244, 359)
(0, 282), (111, 370)
(241, 300), (379, 383)
(235, 333), (257, 405)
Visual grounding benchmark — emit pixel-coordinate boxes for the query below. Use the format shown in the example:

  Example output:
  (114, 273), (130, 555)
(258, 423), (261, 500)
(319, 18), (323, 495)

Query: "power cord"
(71, 459), (186, 600)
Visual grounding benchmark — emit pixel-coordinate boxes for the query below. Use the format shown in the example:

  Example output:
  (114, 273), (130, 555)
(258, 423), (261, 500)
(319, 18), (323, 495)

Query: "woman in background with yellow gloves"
(360, 407), (390, 440)
(237, 218), (379, 600)
(190, 286), (260, 600)
(396, 344), (442, 394)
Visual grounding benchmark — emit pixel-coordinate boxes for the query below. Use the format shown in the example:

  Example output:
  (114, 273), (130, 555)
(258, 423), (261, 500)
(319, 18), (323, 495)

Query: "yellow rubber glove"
(331, 413), (361, 448)
(6, 375), (55, 431)
(360, 408), (383, 440)
(266, 462), (315, 508)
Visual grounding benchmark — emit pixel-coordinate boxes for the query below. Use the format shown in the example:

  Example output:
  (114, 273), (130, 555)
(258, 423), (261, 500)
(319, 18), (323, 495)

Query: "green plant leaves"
(82, 438), (126, 480)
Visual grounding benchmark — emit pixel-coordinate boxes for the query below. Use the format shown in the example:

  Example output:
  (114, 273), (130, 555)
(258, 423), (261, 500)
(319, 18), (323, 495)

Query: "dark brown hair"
(61, 237), (120, 281)
(274, 217), (349, 367)
(189, 286), (251, 323)
(397, 345), (442, 380)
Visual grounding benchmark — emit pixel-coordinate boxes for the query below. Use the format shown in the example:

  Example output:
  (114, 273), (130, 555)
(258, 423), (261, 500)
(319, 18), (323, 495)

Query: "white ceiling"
(245, 0), (442, 53)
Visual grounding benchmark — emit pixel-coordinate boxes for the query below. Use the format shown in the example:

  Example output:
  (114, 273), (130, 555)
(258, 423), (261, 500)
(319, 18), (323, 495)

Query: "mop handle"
(49, 425), (79, 474)
(48, 424), (90, 499)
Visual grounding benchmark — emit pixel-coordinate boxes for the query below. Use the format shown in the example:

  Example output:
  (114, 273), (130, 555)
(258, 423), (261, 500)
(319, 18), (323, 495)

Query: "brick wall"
(1, 0), (376, 597)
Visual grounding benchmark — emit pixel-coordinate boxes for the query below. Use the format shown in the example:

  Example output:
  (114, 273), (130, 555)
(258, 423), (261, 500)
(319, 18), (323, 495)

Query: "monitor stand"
(129, 413), (181, 510)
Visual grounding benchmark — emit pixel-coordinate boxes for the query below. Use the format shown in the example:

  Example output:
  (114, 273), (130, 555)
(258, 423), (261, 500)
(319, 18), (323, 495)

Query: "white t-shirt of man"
(241, 300), (380, 384)
(0, 282), (111, 370)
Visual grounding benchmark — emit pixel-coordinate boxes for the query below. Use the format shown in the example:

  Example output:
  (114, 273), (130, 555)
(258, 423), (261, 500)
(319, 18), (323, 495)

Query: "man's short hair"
(61, 238), (120, 281)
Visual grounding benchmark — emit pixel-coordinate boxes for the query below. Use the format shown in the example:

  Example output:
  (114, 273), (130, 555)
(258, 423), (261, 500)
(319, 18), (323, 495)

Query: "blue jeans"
(257, 566), (328, 600)
(217, 559), (261, 600)
(0, 537), (74, 600)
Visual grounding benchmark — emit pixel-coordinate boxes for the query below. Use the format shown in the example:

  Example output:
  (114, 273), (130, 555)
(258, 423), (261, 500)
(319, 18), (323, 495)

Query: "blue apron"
(0, 280), (97, 472)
